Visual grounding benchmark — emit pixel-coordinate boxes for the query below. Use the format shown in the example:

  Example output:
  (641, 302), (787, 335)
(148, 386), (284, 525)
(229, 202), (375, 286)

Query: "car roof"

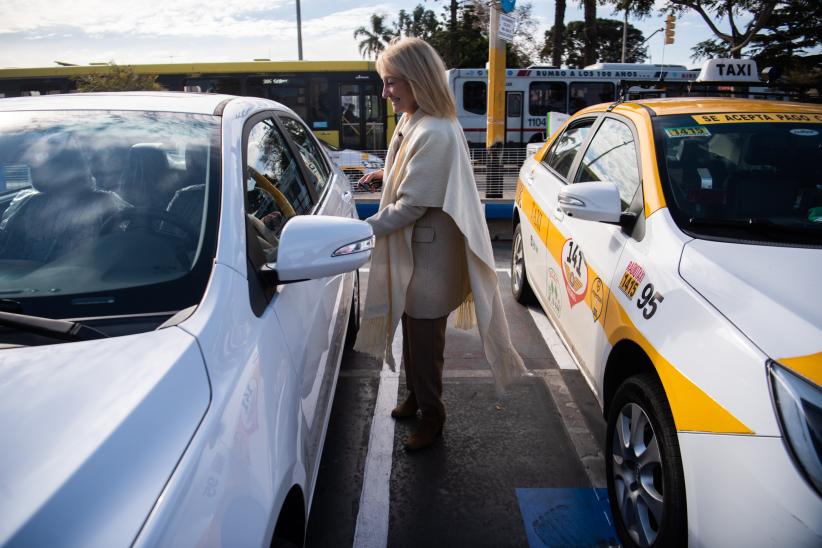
(0, 91), (276, 115)
(578, 97), (822, 118)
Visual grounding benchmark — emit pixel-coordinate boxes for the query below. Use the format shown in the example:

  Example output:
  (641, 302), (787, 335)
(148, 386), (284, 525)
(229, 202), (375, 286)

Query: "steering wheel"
(101, 207), (199, 248)
(247, 166), (297, 219)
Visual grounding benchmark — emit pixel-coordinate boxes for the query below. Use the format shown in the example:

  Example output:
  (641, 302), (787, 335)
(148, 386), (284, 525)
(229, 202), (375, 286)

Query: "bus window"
(463, 81), (486, 115)
(529, 82), (566, 116)
(569, 82), (615, 113)
(184, 78), (242, 95)
(265, 77), (308, 119)
(308, 78), (331, 130)
(363, 85), (385, 150)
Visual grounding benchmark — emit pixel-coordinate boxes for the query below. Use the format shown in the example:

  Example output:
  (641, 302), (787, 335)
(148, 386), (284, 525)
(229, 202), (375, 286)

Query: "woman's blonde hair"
(376, 37), (457, 119)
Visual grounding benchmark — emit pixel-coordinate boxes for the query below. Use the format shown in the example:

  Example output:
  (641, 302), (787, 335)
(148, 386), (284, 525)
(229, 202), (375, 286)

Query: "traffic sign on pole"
(500, 0), (516, 14)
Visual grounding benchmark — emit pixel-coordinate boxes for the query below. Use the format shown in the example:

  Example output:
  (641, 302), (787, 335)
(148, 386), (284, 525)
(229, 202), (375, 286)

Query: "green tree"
(354, 14), (395, 60)
(542, 18), (648, 67)
(72, 64), (162, 92)
(394, 5), (440, 40)
(666, 0), (778, 59)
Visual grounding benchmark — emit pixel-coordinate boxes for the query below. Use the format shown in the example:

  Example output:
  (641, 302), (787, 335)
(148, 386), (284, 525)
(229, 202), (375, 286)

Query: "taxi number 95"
(620, 273), (664, 319)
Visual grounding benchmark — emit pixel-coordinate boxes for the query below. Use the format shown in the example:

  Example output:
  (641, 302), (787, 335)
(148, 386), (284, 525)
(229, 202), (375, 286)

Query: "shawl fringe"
(453, 293), (476, 330)
(353, 315), (388, 361)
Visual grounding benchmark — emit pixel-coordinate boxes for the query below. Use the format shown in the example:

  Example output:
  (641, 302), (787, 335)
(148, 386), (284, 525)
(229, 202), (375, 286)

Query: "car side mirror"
(558, 182), (622, 223)
(266, 216), (373, 284)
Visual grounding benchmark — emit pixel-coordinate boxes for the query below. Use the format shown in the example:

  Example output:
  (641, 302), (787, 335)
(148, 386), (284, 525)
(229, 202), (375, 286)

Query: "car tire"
(345, 269), (360, 347)
(511, 223), (536, 304)
(606, 374), (687, 548)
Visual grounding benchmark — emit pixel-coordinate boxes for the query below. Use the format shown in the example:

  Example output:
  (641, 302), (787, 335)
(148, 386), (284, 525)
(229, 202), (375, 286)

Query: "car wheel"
(606, 374), (687, 548)
(511, 224), (535, 304)
(345, 269), (360, 347)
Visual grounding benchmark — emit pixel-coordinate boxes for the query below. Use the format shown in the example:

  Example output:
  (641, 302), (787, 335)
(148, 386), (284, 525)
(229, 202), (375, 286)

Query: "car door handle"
(342, 190), (353, 203)
(525, 172), (535, 185)
(552, 205), (564, 221)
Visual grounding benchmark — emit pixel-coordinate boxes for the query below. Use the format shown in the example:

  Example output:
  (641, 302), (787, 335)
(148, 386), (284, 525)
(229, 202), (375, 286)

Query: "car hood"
(680, 239), (822, 363)
(0, 327), (210, 547)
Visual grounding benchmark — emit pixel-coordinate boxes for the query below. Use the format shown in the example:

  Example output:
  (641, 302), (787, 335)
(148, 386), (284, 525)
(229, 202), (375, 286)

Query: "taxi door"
(549, 115), (645, 385)
(525, 116), (598, 318)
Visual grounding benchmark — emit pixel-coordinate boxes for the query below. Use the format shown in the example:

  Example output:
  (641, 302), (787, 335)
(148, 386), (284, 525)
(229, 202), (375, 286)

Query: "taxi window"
(576, 118), (640, 211)
(279, 116), (332, 196)
(543, 119), (595, 179)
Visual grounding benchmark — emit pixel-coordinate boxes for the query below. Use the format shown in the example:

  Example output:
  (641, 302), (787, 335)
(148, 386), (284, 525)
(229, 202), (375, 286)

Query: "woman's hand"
(357, 169), (383, 190)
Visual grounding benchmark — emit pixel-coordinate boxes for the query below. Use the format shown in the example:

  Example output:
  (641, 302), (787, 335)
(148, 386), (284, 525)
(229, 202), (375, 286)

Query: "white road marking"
(534, 369), (607, 488)
(524, 305), (578, 370)
(352, 330), (402, 548)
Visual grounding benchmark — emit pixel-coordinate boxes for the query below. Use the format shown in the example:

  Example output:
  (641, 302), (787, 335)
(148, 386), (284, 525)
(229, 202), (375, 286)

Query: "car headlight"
(769, 360), (822, 496)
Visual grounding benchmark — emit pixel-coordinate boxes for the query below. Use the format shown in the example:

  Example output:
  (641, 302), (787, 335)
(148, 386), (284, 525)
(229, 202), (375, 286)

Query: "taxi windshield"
(0, 110), (221, 319)
(654, 113), (822, 246)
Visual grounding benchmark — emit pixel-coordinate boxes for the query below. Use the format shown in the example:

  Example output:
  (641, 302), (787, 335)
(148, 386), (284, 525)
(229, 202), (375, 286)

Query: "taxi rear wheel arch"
(606, 373), (687, 548)
(511, 223), (536, 304)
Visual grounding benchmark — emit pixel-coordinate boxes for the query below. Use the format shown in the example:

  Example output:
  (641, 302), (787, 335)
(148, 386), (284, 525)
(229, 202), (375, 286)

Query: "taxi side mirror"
(266, 216), (374, 284)
(558, 182), (622, 223)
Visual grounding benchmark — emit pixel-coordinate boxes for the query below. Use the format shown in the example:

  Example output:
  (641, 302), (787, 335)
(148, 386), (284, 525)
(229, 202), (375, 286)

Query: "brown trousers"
(401, 313), (448, 422)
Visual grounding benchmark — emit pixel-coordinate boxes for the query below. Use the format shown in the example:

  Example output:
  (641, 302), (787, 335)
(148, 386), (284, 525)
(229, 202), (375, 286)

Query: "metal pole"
(296, 0), (303, 60)
(486, 2), (505, 198)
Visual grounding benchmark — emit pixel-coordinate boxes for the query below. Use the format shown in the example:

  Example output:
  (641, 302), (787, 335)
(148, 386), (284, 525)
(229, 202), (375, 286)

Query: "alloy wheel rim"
(512, 231), (524, 293)
(612, 402), (665, 547)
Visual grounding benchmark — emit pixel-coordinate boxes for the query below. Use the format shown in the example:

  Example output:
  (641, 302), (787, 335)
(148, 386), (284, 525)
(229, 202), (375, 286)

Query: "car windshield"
(0, 110), (221, 319)
(654, 112), (822, 246)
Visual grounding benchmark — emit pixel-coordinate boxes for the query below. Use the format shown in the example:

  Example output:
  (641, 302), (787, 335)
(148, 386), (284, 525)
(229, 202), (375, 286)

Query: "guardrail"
(343, 147), (530, 200)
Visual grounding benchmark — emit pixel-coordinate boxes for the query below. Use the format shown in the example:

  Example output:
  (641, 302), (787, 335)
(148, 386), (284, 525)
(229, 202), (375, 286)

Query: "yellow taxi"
(512, 97), (822, 547)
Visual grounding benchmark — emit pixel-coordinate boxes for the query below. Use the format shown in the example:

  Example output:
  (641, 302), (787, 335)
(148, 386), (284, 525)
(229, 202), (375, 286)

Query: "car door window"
(279, 116), (332, 196)
(246, 117), (314, 262)
(543, 119), (595, 180)
(575, 118), (641, 211)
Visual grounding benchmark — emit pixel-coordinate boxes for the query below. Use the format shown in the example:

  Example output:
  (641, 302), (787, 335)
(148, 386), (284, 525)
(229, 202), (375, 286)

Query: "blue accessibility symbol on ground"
(517, 488), (620, 547)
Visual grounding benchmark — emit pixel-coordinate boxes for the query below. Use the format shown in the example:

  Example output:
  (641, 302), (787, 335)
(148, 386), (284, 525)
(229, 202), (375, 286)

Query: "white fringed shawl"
(354, 110), (526, 393)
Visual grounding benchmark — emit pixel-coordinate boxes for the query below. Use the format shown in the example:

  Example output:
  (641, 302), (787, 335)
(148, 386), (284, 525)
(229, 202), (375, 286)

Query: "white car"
(512, 97), (821, 547)
(0, 92), (373, 547)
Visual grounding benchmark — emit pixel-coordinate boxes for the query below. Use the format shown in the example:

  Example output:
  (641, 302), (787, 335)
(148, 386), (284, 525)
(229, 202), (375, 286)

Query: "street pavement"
(305, 240), (618, 548)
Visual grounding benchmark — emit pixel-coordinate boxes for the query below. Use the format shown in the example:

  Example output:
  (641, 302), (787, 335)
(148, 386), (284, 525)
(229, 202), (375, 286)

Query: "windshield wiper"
(0, 310), (109, 342)
(687, 217), (822, 235)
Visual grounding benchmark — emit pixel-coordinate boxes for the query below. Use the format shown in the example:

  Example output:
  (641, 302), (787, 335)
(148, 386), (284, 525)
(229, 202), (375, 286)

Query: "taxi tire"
(606, 374), (687, 548)
(511, 224), (536, 304)
(345, 270), (360, 347)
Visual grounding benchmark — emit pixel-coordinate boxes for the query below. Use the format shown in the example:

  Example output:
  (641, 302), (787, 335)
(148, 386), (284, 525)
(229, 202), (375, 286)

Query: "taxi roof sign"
(696, 58), (760, 83)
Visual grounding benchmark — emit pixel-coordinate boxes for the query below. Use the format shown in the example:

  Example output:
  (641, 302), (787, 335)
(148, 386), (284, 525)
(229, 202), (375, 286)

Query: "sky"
(0, 0), (732, 70)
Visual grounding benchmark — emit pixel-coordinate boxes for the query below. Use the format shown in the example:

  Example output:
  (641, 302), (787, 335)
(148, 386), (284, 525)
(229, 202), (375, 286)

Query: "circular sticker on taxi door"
(561, 238), (588, 308)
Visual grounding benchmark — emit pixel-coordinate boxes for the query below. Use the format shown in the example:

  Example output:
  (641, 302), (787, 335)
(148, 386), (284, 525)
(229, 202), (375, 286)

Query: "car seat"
(0, 134), (129, 262)
(119, 143), (181, 211)
(165, 145), (209, 234)
(729, 133), (796, 219)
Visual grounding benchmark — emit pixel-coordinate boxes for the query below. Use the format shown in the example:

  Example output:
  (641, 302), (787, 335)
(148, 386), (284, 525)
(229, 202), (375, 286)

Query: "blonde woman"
(354, 37), (526, 451)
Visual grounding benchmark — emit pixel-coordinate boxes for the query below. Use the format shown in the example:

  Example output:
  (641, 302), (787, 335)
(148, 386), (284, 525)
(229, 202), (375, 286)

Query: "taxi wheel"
(606, 374), (687, 548)
(345, 270), (360, 347)
(511, 224), (536, 304)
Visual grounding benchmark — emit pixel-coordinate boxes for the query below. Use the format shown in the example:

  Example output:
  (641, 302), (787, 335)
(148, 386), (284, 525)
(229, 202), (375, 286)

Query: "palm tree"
(582, 0), (598, 65)
(551, 0), (566, 66)
(354, 14), (395, 59)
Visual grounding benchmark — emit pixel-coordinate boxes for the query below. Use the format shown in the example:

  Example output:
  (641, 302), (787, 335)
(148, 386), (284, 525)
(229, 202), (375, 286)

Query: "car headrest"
(126, 143), (171, 180)
(23, 133), (94, 194)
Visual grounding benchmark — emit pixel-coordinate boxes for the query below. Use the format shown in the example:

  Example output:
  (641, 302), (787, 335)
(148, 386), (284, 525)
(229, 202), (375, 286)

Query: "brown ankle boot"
(391, 393), (418, 419)
(403, 416), (443, 451)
